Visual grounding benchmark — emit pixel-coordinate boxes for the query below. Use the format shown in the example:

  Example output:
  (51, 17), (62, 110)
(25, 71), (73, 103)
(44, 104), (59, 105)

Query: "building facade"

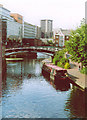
(40, 19), (53, 38)
(0, 4), (10, 20)
(54, 28), (71, 47)
(0, 4), (23, 45)
(23, 22), (36, 39)
(36, 26), (41, 39)
(2, 19), (7, 44)
(7, 18), (23, 40)
(10, 13), (23, 24)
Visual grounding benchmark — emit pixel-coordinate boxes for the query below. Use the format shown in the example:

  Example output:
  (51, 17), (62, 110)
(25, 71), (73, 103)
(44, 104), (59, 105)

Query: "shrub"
(53, 49), (70, 68)
(64, 62), (70, 69)
(60, 58), (69, 65)
(80, 67), (87, 75)
(53, 57), (57, 64)
(57, 62), (64, 68)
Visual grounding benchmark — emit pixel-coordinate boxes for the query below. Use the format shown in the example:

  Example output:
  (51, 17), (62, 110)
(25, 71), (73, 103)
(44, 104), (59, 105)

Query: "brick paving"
(67, 60), (87, 90)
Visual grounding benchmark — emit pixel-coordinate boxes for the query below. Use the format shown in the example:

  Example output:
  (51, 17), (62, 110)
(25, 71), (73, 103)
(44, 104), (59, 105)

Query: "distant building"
(7, 18), (23, 41)
(0, 4), (9, 43)
(0, 4), (23, 44)
(10, 13), (23, 24)
(0, 4), (10, 19)
(23, 22), (36, 39)
(2, 19), (7, 44)
(85, 1), (87, 24)
(36, 26), (41, 39)
(40, 19), (53, 38)
(54, 28), (71, 47)
(23, 22), (43, 46)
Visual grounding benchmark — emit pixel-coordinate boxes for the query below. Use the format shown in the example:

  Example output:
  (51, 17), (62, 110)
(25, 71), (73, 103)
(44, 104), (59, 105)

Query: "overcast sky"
(0, 0), (86, 29)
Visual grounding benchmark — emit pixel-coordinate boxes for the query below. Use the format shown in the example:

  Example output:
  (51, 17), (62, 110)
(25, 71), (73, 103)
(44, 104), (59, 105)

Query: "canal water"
(2, 53), (86, 118)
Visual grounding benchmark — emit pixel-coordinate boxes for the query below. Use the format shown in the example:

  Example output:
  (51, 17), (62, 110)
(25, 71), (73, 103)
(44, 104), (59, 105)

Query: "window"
(18, 17), (22, 20)
(66, 36), (69, 39)
(60, 36), (63, 40)
(55, 35), (58, 38)
(56, 40), (58, 43)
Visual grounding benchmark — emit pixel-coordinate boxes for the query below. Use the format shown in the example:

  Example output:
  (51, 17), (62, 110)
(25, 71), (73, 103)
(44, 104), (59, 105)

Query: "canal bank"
(42, 58), (87, 91)
(67, 60), (87, 90)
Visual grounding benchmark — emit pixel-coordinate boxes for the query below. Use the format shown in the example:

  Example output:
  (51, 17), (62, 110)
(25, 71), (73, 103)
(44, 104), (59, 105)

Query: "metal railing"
(6, 46), (62, 52)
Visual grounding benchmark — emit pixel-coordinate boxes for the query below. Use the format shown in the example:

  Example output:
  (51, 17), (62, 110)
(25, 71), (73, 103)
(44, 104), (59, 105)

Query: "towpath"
(67, 59), (87, 90)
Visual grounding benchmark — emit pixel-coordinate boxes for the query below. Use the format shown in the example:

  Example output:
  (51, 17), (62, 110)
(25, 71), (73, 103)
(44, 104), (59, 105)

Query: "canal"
(2, 53), (86, 118)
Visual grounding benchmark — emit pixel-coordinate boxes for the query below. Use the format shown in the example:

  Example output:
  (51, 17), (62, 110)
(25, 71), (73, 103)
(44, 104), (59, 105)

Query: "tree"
(65, 19), (87, 69)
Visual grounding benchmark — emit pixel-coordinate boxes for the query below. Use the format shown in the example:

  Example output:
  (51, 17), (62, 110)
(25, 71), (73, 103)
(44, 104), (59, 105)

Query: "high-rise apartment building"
(40, 19), (53, 38)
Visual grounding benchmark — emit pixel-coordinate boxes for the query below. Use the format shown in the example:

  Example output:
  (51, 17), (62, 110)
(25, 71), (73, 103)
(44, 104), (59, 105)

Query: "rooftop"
(61, 28), (71, 35)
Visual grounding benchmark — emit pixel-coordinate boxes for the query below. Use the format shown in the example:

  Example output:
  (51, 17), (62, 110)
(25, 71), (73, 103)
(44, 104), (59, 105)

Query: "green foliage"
(55, 49), (65, 61)
(53, 57), (57, 64)
(53, 49), (70, 68)
(80, 67), (87, 75)
(47, 40), (54, 46)
(64, 63), (70, 69)
(57, 62), (64, 68)
(61, 58), (69, 65)
(65, 19), (87, 67)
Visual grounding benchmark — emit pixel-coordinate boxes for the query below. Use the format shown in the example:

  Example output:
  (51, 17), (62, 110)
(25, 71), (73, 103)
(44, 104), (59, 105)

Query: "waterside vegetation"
(53, 49), (70, 69)
(53, 19), (87, 74)
(65, 19), (87, 74)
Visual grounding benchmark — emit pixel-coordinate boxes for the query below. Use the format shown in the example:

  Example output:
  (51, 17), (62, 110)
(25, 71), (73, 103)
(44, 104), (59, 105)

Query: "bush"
(64, 62), (70, 69)
(57, 62), (64, 68)
(53, 49), (70, 68)
(60, 58), (69, 65)
(53, 57), (57, 64)
(80, 67), (87, 75)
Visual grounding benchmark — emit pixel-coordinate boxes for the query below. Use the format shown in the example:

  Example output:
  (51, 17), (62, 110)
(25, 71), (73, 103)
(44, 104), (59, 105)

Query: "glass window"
(55, 35), (58, 38)
(66, 36), (69, 39)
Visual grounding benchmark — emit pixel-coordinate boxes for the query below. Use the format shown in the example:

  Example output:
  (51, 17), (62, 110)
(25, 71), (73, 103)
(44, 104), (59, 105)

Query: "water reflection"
(65, 86), (86, 118)
(50, 80), (70, 91)
(42, 72), (70, 92)
(2, 62), (23, 97)
(2, 55), (87, 118)
(2, 58), (44, 96)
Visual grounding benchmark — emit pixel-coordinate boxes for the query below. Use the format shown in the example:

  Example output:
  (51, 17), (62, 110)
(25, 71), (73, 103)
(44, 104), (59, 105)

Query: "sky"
(0, 0), (86, 29)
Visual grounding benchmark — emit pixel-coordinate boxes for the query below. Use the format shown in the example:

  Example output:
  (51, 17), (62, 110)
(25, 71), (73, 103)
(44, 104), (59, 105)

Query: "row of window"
(24, 28), (35, 32)
(55, 35), (69, 39)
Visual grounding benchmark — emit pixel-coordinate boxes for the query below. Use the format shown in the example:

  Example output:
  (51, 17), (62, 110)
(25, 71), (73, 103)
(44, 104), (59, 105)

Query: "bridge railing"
(5, 46), (62, 53)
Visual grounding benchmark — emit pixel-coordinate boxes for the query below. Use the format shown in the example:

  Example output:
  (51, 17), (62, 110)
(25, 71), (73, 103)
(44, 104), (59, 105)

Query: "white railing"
(6, 46), (62, 53)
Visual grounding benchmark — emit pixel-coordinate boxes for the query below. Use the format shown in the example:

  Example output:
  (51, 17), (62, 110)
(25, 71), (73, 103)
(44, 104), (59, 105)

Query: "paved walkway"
(67, 60), (87, 90)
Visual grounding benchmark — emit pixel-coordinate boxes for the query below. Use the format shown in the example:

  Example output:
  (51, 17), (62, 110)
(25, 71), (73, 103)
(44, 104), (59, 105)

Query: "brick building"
(54, 28), (71, 47)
